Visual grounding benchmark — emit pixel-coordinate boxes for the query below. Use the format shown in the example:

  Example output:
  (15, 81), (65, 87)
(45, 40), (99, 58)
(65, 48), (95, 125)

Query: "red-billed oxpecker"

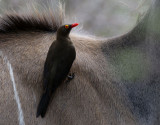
(36, 23), (78, 118)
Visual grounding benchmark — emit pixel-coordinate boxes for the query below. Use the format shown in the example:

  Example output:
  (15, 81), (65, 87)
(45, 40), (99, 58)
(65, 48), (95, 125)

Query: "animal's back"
(0, 31), (136, 125)
(1, 1), (156, 125)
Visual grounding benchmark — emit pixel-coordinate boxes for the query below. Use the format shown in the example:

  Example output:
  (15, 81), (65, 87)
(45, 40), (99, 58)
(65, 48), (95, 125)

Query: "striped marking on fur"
(7, 61), (25, 125)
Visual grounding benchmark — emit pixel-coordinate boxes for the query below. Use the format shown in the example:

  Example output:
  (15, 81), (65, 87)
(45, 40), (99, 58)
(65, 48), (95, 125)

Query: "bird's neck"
(57, 35), (71, 42)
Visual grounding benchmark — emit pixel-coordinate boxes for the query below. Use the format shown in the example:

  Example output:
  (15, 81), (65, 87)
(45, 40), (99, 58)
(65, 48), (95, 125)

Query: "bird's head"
(57, 23), (79, 39)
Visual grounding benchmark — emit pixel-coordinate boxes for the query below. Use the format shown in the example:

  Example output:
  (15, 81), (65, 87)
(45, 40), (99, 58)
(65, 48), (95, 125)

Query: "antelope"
(0, 0), (159, 125)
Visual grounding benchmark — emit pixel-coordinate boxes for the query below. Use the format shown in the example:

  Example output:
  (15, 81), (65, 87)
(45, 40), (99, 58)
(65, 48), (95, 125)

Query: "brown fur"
(0, 1), (157, 125)
(0, 32), (136, 125)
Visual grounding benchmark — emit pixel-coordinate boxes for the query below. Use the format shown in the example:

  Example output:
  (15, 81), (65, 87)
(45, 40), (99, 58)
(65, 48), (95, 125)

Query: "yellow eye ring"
(65, 25), (69, 29)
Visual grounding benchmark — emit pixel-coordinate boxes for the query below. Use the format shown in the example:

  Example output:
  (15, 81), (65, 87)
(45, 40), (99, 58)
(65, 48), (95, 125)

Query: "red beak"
(71, 23), (79, 28)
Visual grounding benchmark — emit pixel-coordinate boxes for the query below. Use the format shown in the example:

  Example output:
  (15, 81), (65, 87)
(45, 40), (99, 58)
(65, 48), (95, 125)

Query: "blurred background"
(0, 0), (151, 37)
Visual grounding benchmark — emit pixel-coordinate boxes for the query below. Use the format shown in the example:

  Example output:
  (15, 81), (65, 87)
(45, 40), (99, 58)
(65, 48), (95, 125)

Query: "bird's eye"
(65, 25), (69, 29)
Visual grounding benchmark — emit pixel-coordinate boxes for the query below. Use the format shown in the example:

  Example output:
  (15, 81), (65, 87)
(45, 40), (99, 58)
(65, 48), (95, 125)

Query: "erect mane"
(0, 3), (64, 33)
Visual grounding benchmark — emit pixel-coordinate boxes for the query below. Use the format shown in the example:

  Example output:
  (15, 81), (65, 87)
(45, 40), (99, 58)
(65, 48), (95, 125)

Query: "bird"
(36, 23), (78, 118)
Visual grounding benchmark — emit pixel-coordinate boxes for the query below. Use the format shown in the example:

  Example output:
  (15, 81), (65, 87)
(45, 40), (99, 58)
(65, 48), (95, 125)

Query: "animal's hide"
(0, 0), (159, 125)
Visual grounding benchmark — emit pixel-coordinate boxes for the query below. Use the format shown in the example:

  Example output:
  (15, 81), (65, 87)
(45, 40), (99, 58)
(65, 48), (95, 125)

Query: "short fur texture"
(0, 0), (159, 125)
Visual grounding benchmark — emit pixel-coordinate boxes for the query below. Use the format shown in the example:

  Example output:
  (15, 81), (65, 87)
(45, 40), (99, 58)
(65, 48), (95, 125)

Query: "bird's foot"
(66, 72), (75, 83)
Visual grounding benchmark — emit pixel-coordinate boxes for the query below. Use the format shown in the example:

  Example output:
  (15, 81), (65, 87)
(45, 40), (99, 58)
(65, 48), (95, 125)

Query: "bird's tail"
(36, 91), (51, 118)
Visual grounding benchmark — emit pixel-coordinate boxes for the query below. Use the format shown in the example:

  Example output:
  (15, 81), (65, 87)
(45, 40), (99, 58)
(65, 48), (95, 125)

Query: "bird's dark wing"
(49, 45), (76, 88)
(43, 41), (57, 90)
(43, 42), (76, 90)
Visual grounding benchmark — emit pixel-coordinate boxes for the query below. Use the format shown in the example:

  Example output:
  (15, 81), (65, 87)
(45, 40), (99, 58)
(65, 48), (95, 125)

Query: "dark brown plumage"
(36, 23), (78, 118)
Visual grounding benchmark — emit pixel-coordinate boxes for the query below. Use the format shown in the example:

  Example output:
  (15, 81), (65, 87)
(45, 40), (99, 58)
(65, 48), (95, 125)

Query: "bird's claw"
(68, 72), (75, 79)
(66, 72), (75, 83)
